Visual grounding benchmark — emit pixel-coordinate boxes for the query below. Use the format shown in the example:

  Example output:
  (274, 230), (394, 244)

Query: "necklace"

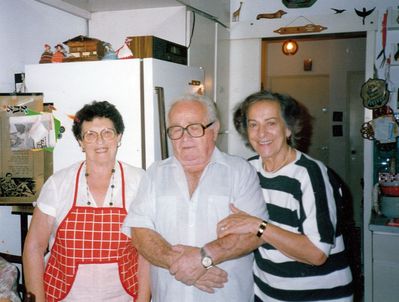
(263, 147), (293, 173)
(85, 164), (116, 206)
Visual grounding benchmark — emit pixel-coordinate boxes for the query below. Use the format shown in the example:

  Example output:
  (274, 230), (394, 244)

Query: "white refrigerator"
(25, 59), (204, 172)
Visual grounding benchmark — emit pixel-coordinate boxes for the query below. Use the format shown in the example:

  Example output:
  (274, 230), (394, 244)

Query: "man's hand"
(194, 266), (228, 293)
(169, 245), (205, 285)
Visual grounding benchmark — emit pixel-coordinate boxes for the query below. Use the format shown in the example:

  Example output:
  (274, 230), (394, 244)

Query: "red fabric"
(43, 162), (138, 301)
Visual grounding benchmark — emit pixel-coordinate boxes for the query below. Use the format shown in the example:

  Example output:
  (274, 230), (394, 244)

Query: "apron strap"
(118, 161), (126, 208)
(73, 162), (85, 206)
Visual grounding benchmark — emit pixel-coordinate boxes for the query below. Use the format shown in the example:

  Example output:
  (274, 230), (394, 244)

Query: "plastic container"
(381, 196), (399, 218)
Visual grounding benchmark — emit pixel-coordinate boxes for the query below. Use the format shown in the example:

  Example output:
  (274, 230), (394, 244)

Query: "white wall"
(180, 0), (230, 26)
(227, 38), (261, 159)
(0, 0), (87, 92)
(0, 0), (86, 255)
(89, 7), (187, 49)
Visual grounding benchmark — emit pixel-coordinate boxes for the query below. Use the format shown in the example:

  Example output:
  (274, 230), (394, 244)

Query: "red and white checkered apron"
(43, 162), (138, 301)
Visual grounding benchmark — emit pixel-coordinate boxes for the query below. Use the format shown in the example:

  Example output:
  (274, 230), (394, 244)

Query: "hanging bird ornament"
(355, 7), (376, 25)
(331, 8), (346, 14)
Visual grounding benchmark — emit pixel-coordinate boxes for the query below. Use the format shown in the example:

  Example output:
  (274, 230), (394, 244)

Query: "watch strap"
(200, 247), (214, 269)
(256, 220), (268, 237)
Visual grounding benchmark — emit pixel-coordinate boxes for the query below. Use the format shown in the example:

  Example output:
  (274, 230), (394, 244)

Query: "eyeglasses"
(166, 122), (215, 140)
(82, 128), (117, 143)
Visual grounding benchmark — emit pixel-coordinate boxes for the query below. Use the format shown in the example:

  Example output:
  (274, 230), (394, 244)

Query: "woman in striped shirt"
(218, 90), (353, 302)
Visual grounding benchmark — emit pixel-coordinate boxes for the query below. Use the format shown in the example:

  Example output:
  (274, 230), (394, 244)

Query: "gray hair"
(233, 90), (313, 152)
(167, 94), (219, 125)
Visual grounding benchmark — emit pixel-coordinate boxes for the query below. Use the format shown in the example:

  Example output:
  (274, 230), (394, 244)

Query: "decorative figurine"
(39, 44), (53, 64)
(63, 35), (105, 62)
(257, 10), (287, 20)
(52, 43), (66, 63)
(115, 38), (134, 59)
(101, 42), (117, 60)
(232, 2), (243, 22)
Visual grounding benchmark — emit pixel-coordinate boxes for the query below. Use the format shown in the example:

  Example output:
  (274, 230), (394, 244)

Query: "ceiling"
(53, 0), (183, 12)
(35, 0), (228, 26)
(35, 0), (185, 19)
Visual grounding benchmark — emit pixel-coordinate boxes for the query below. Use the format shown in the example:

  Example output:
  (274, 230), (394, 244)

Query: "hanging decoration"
(361, 112), (399, 144)
(354, 7), (376, 25)
(282, 0), (317, 9)
(330, 8), (346, 14)
(257, 10), (287, 20)
(274, 16), (326, 35)
(360, 78), (389, 109)
(360, 106), (398, 143)
(376, 10), (388, 68)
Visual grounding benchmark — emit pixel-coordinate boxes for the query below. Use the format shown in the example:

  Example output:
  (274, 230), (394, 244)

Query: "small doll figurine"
(52, 43), (66, 63)
(39, 44), (53, 64)
(115, 38), (134, 59)
(101, 42), (117, 60)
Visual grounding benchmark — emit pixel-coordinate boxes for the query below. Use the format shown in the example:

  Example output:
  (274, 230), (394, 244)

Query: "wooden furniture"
(63, 35), (105, 62)
(127, 36), (187, 65)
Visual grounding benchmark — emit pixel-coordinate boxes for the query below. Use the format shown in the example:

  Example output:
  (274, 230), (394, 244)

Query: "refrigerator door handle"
(155, 86), (169, 159)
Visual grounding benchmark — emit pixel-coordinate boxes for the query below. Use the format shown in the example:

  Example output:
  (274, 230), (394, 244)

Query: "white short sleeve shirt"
(123, 148), (268, 302)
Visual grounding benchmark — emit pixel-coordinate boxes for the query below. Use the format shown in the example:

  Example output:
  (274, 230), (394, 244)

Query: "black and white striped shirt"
(249, 151), (353, 302)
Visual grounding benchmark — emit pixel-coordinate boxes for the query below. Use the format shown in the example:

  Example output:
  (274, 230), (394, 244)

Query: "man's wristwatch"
(200, 247), (214, 269)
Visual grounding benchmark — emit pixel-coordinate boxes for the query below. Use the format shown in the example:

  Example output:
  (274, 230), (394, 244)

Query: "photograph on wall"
(0, 94), (45, 204)
(9, 113), (56, 151)
(0, 172), (35, 198)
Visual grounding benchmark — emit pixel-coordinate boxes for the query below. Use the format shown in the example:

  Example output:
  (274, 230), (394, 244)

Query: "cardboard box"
(0, 93), (45, 204)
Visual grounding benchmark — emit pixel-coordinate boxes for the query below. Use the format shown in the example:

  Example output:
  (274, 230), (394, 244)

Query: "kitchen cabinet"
(370, 229), (399, 302)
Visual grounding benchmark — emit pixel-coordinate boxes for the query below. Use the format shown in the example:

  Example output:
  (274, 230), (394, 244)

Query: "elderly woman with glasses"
(217, 90), (353, 302)
(23, 101), (150, 302)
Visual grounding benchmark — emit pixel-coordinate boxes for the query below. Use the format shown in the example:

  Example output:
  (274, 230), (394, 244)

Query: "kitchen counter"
(369, 212), (399, 233)
(368, 213), (399, 302)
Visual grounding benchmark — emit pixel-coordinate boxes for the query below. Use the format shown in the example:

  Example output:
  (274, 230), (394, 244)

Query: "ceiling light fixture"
(282, 39), (298, 55)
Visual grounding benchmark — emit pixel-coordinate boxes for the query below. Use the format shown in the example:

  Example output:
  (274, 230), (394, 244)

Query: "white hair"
(167, 94), (219, 125)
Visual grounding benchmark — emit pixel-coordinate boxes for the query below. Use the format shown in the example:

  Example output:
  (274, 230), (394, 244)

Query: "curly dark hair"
(72, 101), (125, 141)
(233, 90), (313, 152)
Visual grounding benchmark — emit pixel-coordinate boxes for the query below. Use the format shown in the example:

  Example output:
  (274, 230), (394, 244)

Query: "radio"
(127, 36), (187, 65)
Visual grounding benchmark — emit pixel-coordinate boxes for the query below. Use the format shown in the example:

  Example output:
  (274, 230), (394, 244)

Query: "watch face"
(202, 256), (213, 268)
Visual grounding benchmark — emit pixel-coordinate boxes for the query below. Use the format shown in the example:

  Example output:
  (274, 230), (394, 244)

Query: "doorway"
(262, 34), (366, 301)
(269, 75), (329, 164)
(261, 34), (366, 227)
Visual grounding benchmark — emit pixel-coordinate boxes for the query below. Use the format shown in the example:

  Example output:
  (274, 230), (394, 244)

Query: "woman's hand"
(217, 204), (263, 238)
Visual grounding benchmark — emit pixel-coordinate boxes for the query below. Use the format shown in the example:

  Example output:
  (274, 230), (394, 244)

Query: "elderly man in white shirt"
(123, 94), (268, 302)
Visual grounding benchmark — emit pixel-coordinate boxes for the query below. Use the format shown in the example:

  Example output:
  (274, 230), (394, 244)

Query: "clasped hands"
(168, 205), (258, 293)
(168, 245), (227, 293)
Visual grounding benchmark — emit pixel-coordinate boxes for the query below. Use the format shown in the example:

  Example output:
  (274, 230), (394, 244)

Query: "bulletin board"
(0, 93), (45, 204)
